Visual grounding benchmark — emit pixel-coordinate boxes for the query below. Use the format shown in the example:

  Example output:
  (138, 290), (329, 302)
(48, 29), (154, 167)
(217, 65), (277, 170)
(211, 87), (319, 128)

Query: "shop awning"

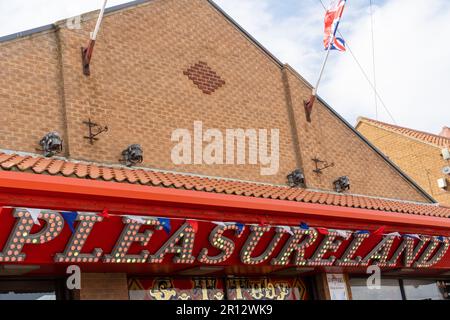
(0, 151), (449, 276)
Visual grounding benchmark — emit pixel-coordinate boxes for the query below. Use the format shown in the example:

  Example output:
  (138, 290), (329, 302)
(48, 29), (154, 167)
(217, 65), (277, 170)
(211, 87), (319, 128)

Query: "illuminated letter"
(360, 236), (396, 267)
(0, 209), (64, 262)
(308, 232), (347, 266)
(387, 236), (429, 267)
(149, 223), (196, 264)
(103, 217), (161, 264)
(336, 233), (370, 266)
(241, 226), (285, 265)
(55, 213), (103, 263)
(271, 228), (318, 266)
(198, 224), (240, 264)
(414, 237), (450, 268)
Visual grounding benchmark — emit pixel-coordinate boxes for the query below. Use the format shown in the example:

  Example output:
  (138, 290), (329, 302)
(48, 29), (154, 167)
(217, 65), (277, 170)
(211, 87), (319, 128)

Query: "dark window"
(349, 277), (447, 300)
(403, 279), (445, 300)
(0, 279), (65, 300)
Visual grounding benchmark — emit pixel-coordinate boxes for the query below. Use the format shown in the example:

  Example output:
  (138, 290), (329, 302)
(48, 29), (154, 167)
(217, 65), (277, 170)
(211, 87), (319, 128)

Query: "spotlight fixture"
(287, 169), (305, 187)
(120, 144), (143, 167)
(38, 132), (63, 157)
(333, 176), (350, 193)
(443, 166), (450, 175)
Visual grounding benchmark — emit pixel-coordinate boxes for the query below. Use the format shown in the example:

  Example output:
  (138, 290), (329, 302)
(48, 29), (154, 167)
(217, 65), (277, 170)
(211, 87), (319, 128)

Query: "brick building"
(356, 118), (450, 206)
(0, 0), (449, 300)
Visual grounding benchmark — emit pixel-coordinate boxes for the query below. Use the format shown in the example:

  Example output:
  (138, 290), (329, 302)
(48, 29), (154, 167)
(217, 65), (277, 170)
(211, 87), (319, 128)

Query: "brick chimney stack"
(440, 126), (450, 138)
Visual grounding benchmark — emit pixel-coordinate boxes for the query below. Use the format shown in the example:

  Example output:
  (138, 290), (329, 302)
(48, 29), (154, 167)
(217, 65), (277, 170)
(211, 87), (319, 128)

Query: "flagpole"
(91, 0), (108, 41)
(304, 34), (333, 122)
(82, 0), (108, 76)
(304, 0), (347, 122)
(314, 40), (333, 96)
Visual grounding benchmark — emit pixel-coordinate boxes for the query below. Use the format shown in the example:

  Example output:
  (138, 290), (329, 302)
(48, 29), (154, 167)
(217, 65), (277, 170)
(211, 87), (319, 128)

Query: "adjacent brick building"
(356, 118), (450, 206)
(0, 0), (449, 301)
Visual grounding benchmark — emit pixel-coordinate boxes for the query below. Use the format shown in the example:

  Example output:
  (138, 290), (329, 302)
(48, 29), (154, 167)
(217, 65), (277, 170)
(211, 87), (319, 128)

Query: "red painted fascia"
(0, 171), (449, 231)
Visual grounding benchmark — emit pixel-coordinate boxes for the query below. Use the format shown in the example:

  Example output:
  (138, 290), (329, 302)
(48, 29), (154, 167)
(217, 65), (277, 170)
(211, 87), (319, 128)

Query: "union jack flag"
(324, 0), (347, 51)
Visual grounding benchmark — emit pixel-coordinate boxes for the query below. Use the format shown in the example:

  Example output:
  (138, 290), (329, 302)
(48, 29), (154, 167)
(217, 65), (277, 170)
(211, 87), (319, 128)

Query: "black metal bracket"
(83, 118), (108, 145)
(312, 157), (334, 174)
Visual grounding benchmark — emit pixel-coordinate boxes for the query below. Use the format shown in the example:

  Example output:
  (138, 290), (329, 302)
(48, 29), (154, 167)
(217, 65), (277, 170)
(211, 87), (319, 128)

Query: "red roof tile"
(359, 117), (450, 148)
(0, 151), (449, 218)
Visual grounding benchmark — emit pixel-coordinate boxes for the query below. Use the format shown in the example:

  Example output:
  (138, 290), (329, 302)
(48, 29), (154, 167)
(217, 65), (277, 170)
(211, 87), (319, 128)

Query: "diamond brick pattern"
(0, 151), (449, 218)
(183, 61), (226, 94)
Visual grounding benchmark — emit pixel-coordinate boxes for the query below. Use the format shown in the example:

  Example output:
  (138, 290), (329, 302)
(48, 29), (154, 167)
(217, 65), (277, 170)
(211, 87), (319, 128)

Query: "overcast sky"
(0, 0), (449, 134)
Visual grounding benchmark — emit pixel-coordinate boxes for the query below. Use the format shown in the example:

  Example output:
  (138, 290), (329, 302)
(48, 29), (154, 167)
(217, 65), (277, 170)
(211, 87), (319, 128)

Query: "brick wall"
(0, 0), (428, 202)
(55, 0), (298, 185)
(79, 273), (129, 300)
(282, 66), (426, 201)
(357, 121), (450, 205)
(0, 30), (68, 155)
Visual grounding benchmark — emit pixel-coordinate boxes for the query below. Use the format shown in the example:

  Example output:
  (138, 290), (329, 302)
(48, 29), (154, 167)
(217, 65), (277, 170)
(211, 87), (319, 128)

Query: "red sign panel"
(128, 277), (308, 300)
(0, 208), (449, 274)
(129, 278), (225, 300)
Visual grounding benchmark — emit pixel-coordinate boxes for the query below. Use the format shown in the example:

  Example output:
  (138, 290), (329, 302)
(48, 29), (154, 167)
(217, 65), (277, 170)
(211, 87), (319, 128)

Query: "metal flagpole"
(304, 31), (334, 122)
(312, 36), (334, 96)
(304, 0), (346, 122)
(82, 0), (108, 76)
(314, 38), (334, 97)
(91, 0), (108, 41)
(369, 0), (378, 120)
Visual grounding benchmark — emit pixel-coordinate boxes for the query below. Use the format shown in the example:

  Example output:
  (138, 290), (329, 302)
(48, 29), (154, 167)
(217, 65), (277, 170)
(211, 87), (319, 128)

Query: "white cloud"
(215, 0), (325, 79)
(321, 0), (450, 133)
(216, 0), (450, 134)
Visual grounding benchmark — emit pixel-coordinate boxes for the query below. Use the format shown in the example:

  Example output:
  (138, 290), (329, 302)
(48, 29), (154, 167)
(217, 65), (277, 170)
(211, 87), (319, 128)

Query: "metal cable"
(369, 0), (378, 119)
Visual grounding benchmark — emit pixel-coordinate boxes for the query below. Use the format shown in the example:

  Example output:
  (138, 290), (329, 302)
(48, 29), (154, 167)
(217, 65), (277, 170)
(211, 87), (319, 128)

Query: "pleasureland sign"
(0, 208), (449, 271)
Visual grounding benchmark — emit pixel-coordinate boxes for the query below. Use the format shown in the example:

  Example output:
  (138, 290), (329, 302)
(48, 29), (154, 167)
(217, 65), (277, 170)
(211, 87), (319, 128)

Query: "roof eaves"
(357, 117), (450, 149)
(0, 148), (288, 188)
(0, 24), (56, 44)
(104, 0), (152, 15)
(0, 148), (438, 208)
(0, 0), (153, 44)
(305, 187), (439, 207)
